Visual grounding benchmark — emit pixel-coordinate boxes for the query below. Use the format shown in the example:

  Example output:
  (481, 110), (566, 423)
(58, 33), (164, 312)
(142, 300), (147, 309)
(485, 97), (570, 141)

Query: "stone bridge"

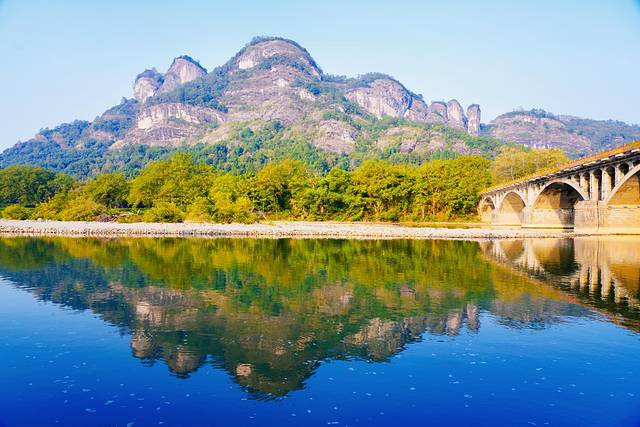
(479, 141), (640, 232)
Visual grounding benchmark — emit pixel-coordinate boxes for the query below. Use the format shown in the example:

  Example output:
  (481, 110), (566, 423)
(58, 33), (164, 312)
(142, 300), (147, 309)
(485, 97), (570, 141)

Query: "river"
(0, 237), (638, 426)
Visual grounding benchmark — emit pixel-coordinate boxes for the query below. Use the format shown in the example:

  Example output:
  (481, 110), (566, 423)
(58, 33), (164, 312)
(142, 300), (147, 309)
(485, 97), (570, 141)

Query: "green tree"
(128, 153), (215, 208)
(57, 197), (108, 221)
(207, 173), (256, 223)
(0, 166), (73, 207)
(295, 168), (351, 219)
(348, 160), (414, 220)
(185, 197), (215, 223)
(413, 156), (491, 219)
(252, 160), (310, 215)
(84, 173), (130, 208)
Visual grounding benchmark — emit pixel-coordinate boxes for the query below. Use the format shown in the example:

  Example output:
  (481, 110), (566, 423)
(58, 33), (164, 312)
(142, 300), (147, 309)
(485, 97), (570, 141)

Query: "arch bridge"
(479, 141), (640, 233)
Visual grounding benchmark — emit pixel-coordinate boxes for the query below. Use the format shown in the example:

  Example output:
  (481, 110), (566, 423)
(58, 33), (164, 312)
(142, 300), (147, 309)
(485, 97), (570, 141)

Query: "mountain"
(1, 36), (638, 177)
(484, 109), (640, 157)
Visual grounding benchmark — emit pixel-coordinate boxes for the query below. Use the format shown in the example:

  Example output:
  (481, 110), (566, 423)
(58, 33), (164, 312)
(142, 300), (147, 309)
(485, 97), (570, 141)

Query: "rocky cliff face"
(133, 57), (206, 104)
(345, 78), (424, 120)
(446, 99), (467, 130)
(133, 69), (163, 102)
(115, 103), (224, 148)
(467, 104), (481, 136)
(344, 81), (478, 134)
(157, 56), (207, 94)
(229, 38), (322, 78)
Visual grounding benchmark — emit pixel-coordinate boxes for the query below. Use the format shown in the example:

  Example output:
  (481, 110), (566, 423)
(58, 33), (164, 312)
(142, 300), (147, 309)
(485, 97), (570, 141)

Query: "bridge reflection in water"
(480, 237), (640, 329)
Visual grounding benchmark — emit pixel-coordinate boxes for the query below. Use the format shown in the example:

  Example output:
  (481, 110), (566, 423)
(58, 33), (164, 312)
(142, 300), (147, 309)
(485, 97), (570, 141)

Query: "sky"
(0, 0), (639, 150)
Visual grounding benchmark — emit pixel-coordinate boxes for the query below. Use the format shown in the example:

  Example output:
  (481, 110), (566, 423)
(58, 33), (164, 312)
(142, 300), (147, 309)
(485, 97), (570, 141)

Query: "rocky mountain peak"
(157, 56), (207, 94)
(229, 37), (322, 78)
(133, 68), (163, 103)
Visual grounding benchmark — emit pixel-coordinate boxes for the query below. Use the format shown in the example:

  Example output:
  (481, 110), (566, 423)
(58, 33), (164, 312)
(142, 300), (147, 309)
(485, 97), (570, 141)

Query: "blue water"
(0, 237), (638, 426)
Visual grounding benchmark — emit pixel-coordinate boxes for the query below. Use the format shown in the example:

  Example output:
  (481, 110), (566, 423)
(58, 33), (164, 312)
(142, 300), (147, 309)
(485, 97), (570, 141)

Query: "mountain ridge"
(2, 36), (639, 177)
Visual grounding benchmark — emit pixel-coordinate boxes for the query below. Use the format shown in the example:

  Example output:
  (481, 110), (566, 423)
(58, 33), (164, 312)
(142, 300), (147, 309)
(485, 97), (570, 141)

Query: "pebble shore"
(0, 219), (574, 239)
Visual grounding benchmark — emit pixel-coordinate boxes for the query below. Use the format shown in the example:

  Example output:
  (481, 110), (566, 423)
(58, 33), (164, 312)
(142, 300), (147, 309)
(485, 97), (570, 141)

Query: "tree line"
(0, 146), (568, 223)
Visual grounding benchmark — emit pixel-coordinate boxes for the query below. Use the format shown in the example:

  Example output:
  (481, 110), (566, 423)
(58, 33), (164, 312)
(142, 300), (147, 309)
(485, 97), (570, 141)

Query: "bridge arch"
(533, 179), (589, 204)
(605, 164), (640, 206)
(600, 164), (640, 231)
(478, 196), (495, 223)
(531, 179), (586, 228)
(497, 191), (526, 225)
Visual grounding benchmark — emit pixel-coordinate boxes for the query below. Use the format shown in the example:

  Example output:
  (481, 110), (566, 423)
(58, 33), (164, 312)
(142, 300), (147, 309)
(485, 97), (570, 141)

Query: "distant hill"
(1, 37), (637, 177)
(484, 109), (640, 157)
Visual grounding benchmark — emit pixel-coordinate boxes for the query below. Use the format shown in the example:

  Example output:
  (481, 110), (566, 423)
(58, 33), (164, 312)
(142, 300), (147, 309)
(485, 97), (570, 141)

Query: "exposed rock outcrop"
(467, 104), (481, 136)
(485, 109), (640, 156)
(113, 103), (224, 148)
(315, 120), (358, 153)
(157, 56), (207, 94)
(343, 78), (479, 136)
(446, 99), (467, 130)
(427, 101), (448, 123)
(230, 38), (322, 78)
(133, 69), (163, 103)
(345, 78), (426, 120)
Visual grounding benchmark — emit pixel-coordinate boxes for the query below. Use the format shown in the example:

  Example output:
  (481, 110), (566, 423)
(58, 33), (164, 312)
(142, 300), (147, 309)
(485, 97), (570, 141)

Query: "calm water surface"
(0, 237), (638, 426)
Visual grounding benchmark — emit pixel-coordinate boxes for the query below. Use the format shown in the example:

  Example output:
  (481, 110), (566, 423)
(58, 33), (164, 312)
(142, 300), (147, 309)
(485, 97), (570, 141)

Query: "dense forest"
(0, 146), (568, 223)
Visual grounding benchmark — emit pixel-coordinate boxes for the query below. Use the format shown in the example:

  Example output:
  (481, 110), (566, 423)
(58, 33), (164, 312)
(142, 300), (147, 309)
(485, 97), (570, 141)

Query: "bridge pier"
(574, 201), (599, 233)
(524, 207), (576, 229)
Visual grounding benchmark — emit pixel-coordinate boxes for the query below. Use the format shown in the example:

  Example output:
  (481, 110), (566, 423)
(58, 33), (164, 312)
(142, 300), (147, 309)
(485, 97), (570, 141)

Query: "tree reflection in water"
(0, 237), (636, 399)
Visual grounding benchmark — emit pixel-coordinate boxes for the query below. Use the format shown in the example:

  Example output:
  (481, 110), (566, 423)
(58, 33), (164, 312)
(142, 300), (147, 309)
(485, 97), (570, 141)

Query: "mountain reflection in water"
(0, 237), (637, 400)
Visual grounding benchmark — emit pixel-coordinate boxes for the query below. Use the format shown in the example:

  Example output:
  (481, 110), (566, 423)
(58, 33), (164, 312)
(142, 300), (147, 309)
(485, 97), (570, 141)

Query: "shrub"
(1, 204), (30, 220)
(230, 196), (257, 224)
(207, 193), (256, 224)
(143, 202), (185, 223)
(57, 198), (107, 221)
(116, 213), (145, 224)
(31, 193), (69, 219)
(185, 197), (215, 223)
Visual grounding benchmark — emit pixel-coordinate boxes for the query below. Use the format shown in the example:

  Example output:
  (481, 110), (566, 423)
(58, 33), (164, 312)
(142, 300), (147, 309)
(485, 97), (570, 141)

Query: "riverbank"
(0, 219), (576, 239)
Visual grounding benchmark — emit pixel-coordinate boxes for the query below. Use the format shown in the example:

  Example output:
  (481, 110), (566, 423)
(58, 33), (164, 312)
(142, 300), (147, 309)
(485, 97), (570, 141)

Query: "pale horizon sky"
(1, 0), (639, 151)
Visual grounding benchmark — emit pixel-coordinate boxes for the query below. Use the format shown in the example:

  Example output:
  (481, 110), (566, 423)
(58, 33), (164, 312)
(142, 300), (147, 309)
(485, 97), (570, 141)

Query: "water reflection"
(480, 237), (640, 330)
(0, 237), (637, 399)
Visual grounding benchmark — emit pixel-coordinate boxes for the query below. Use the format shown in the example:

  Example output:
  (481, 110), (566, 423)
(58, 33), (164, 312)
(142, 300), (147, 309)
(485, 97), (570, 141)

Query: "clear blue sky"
(1, 0), (639, 150)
